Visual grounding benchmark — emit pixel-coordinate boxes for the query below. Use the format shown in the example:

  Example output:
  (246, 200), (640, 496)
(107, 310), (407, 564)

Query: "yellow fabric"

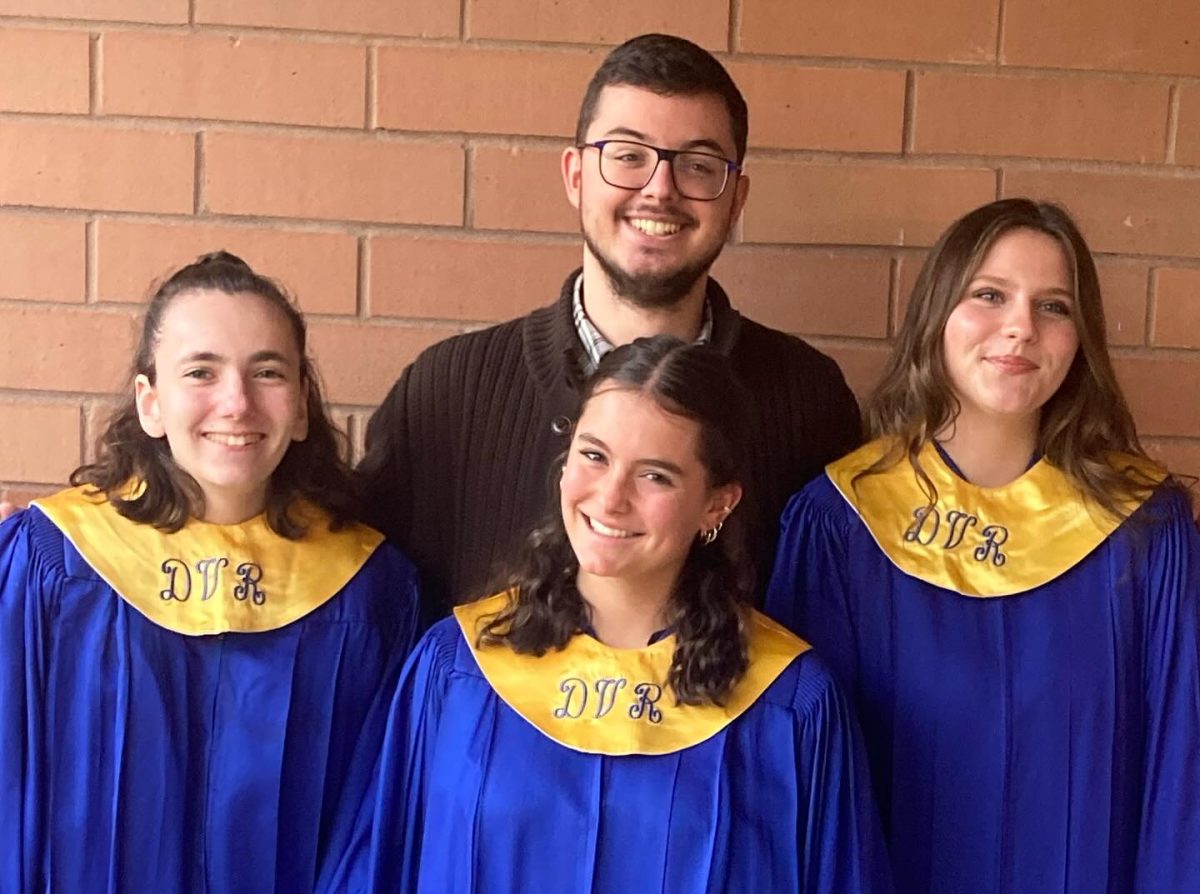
(455, 593), (810, 756)
(827, 440), (1161, 598)
(34, 486), (383, 635)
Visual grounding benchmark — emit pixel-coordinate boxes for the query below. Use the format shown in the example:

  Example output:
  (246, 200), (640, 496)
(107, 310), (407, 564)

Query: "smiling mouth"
(585, 513), (639, 539)
(628, 218), (682, 237)
(204, 432), (265, 447)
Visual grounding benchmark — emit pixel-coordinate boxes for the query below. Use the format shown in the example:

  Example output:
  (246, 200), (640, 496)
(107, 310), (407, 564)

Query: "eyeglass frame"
(577, 139), (743, 201)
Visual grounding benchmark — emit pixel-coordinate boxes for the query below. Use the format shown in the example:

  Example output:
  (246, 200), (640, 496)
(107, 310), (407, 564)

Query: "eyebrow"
(970, 274), (1075, 298)
(178, 349), (292, 364)
(601, 127), (730, 158)
(576, 432), (686, 476)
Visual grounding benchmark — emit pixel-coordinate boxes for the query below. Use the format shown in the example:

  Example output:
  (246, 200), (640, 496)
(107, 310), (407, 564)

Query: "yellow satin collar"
(827, 440), (1160, 597)
(455, 593), (809, 756)
(34, 486), (383, 635)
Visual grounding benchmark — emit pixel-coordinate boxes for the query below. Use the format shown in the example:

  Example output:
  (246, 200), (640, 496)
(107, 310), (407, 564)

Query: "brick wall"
(2, 0), (1199, 503)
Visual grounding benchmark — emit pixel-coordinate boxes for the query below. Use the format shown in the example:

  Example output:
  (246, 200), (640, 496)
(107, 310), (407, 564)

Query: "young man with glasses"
(361, 33), (861, 618)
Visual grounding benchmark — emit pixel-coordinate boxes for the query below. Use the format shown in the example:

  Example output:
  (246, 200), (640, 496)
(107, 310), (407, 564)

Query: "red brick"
(0, 0), (186, 23)
(740, 0), (996, 62)
(204, 132), (463, 225)
(0, 306), (137, 394)
(711, 247), (891, 337)
(102, 32), (365, 128)
(96, 220), (359, 315)
(1004, 0), (1200, 76)
(0, 402), (81, 483)
(914, 72), (1168, 163)
(1116, 356), (1200, 437)
(727, 63), (904, 152)
(1144, 439), (1200, 488)
(1175, 88), (1200, 166)
(1004, 170), (1200, 259)
(817, 343), (891, 402)
(0, 121), (194, 214)
(1151, 268), (1200, 348)
(0, 485), (57, 509)
(308, 321), (458, 406)
(743, 162), (995, 246)
(1096, 262), (1148, 347)
(467, 0), (728, 49)
(195, 0), (457, 37)
(377, 46), (598, 138)
(0, 28), (89, 114)
(473, 145), (577, 234)
(894, 253), (1146, 347)
(0, 214), (86, 303)
(368, 236), (578, 322)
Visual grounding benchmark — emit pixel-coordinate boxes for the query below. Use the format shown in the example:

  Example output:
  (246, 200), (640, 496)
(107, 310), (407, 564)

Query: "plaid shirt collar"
(571, 273), (713, 374)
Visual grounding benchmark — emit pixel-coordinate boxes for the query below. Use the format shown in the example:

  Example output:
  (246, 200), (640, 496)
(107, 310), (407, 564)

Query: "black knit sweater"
(359, 271), (862, 618)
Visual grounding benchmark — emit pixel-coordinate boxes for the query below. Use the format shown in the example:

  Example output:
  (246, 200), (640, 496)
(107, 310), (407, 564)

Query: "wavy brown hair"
(476, 336), (755, 706)
(71, 251), (358, 537)
(862, 198), (1158, 517)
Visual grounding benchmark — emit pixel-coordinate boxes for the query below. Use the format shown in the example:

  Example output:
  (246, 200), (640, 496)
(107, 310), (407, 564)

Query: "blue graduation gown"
(319, 600), (893, 894)
(0, 499), (421, 893)
(766, 445), (1200, 894)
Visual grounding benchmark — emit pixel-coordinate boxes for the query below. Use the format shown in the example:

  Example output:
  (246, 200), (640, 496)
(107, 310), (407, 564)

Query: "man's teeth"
(629, 218), (681, 236)
(206, 433), (262, 446)
(588, 516), (636, 538)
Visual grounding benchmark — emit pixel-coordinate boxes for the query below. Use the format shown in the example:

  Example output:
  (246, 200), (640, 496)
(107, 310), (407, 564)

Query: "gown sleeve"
(317, 621), (455, 894)
(793, 655), (894, 894)
(1133, 489), (1200, 891)
(0, 510), (53, 893)
(765, 480), (863, 694)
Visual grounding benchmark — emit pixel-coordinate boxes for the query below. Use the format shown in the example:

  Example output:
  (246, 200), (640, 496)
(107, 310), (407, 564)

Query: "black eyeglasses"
(579, 139), (741, 201)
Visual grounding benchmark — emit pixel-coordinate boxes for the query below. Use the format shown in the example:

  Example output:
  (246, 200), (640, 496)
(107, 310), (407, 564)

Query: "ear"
(292, 377), (310, 443)
(701, 481), (743, 532)
(729, 171), (750, 225)
(562, 144), (584, 211)
(134, 373), (165, 438)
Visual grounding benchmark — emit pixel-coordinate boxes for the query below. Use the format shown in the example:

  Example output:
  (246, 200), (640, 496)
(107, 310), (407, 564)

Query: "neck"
(935, 410), (1039, 487)
(576, 568), (676, 649)
(579, 255), (708, 346)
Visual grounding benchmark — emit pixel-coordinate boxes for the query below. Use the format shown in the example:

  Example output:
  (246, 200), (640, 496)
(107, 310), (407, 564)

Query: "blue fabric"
(766, 476), (1200, 894)
(318, 618), (893, 894)
(0, 506), (421, 893)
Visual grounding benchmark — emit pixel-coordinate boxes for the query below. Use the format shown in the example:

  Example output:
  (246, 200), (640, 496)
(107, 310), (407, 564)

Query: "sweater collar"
(522, 268), (743, 404)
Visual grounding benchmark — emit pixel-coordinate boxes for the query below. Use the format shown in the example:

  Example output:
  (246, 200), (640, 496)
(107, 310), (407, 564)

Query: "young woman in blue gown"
(0, 253), (420, 892)
(766, 198), (1200, 893)
(321, 336), (891, 893)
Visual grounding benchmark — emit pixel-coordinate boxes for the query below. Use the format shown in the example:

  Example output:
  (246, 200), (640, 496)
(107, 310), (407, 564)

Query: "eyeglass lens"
(597, 141), (729, 200)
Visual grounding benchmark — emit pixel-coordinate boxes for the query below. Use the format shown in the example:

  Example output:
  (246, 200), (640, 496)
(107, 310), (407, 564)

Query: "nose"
(216, 372), (250, 417)
(640, 154), (679, 200)
(597, 468), (632, 515)
(1002, 297), (1037, 342)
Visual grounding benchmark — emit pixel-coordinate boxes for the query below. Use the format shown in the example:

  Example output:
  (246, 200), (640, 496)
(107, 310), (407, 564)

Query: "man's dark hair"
(575, 33), (749, 162)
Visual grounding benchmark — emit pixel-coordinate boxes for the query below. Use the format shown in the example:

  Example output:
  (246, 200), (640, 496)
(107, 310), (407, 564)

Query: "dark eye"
(1039, 300), (1072, 317)
(641, 470), (674, 486)
(579, 449), (604, 463)
(184, 368), (213, 380)
(973, 288), (1002, 303)
(254, 367), (286, 380)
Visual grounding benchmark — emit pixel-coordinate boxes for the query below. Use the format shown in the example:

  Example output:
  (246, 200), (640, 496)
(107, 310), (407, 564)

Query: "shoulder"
(405, 314), (531, 381)
(411, 614), (474, 678)
(0, 499), (95, 585)
(757, 645), (848, 721)
(781, 469), (854, 528)
(727, 314), (849, 385)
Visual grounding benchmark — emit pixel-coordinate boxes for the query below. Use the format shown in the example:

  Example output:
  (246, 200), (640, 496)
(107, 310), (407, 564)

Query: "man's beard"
(582, 229), (725, 311)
